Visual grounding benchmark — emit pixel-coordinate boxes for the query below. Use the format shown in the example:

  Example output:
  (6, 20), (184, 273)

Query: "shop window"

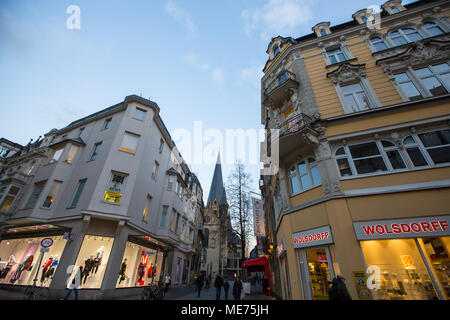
(133, 108), (147, 121)
(42, 181), (62, 208)
(90, 142), (102, 161)
(360, 239), (439, 300)
(0, 186), (20, 212)
(24, 181), (46, 209)
(370, 37), (389, 52)
(389, 28), (423, 46)
(289, 158), (321, 196)
(50, 147), (64, 164)
(305, 248), (333, 300)
(103, 172), (128, 204)
(0, 236), (67, 287)
(120, 132), (140, 154)
(142, 195), (152, 222)
(160, 206), (168, 228)
(419, 237), (450, 299)
(424, 22), (444, 36)
(69, 179), (87, 208)
(117, 242), (163, 288)
(70, 235), (113, 289)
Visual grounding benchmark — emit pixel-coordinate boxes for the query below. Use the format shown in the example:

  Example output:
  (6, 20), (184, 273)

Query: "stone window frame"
(287, 156), (322, 196)
(327, 63), (382, 114)
(319, 37), (355, 66)
(385, 24), (426, 47)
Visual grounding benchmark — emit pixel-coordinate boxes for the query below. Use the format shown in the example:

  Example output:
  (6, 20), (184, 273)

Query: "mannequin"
(82, 256), (94, 285)
(11, 255), (34, 283)
(119, 258), (127, 285)
(40, 256), (54, 283)
(0, 255), (16, 279)
(93, 247), (104, 274)
(47, 255), (59, 279)
(147, 263), (153, 279)
(137, 262), (145, 284)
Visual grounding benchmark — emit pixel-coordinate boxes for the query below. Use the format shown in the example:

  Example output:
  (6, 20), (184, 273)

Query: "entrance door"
(301, 247), (335, 300)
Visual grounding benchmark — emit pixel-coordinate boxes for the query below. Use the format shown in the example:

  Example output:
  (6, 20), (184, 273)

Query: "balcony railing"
(263, 71), (298, 106)
(275, 113), (314, 139)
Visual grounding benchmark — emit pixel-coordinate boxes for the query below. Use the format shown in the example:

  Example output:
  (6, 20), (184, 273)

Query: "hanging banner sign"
(353, 215), (450, 240)
(252, 197), (266, 237)
(292, 226), (333, 249)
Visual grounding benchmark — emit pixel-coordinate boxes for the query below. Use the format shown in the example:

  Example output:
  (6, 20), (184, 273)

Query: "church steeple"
(207, 152), (228, 207)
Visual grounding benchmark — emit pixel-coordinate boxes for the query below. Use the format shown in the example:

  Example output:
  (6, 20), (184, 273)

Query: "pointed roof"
(207, 152), (228, 206)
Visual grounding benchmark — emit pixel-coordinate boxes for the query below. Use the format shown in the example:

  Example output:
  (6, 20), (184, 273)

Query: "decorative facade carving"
(327, 63), (367, 85)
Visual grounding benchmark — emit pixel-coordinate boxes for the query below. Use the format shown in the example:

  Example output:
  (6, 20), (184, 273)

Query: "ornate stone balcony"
(263, 71), (299, 108)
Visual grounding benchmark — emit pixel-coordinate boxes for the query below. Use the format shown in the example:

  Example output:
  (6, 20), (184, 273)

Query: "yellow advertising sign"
(352, 271), (373, 300)
(400, 255), (416, 270)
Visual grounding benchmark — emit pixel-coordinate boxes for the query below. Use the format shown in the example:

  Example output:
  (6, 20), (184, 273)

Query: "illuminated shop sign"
(353, 215), (450, 240)
(292, 226), (333, 249)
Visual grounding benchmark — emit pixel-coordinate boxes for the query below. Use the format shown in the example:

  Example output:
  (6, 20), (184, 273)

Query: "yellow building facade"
(260, 0), (450, 300)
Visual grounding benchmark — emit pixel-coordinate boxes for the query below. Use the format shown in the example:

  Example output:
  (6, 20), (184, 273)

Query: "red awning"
(242, 256), (271, 295)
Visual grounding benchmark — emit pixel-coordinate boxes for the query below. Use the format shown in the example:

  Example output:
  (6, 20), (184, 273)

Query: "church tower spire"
(207, 151), (228, 207)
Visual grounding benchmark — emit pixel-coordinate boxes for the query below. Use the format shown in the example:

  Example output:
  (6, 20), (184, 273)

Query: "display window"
(361, 239), (439, 300)
(305, 248), (334, 300)
(419, 237), (450, 299)
(116, 242), (163, 288)
(0, 236), (67, 287)
(70, 235), (114, 289)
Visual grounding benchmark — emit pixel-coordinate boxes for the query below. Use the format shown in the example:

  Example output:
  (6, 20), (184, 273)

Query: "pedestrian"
(262, 277), (269, 295)
(63, 266), (82, 300)
(233, 277), (243, 300)
(214, 274), (224, 300)
(164, 275), (171, 294)
(328, 275), (352, 300)
(196, 274), (204, 298)
(223, 278), (230, 300)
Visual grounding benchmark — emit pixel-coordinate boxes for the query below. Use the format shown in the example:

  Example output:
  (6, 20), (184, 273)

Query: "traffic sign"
(41, 238), (54, 248)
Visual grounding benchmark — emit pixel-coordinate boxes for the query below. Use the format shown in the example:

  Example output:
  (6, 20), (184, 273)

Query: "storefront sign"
(292, 226), (333, 249)
(353, 216), (450, 240)
(41, 238), (53, 248)
(252, 198), (265, 237)
(352, 271), (373, 300)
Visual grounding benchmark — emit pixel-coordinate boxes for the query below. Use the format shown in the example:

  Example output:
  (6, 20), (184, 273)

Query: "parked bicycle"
(24, 285), (51, 300)
(141, 283), (165, 300)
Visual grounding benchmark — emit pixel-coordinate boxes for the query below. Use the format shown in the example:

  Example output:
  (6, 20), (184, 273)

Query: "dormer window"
(361, 16), (368, 24)
(320, 29), (328, 36)
(390, 6), (401, 14)
(273, 45), (280, 58)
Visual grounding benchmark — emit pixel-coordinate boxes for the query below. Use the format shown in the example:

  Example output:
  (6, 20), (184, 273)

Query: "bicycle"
(24, 285), (51, 300)
(141, 283), (165, 300)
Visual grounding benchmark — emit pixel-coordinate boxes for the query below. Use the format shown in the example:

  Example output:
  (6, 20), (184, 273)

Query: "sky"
(0, 0), (418, 224)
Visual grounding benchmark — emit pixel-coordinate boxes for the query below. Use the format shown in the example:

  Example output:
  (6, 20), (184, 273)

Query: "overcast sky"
(0, 0), (418, 223)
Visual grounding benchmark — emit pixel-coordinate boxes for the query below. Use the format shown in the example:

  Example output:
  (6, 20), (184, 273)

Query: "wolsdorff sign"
(353, 215), (450, 240)
(292, 226), (334, 249)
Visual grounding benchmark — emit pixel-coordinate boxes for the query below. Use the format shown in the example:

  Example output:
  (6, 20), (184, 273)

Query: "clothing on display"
(119, 259), (127, 284)
(0, 255), (16, 279)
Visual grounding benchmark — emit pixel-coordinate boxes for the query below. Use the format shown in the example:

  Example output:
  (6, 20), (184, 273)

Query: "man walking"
(214, 273), (224, 300)
(233, 277), (243, 300)
(328, 275), (352, 300)
(223, 278), (230, 300)
(196, 274), (204, 298)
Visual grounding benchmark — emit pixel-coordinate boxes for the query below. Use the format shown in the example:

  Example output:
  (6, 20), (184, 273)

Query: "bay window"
(120, 132), (140, 154)
(42, 181), (62, 208)
(0, 185), (20, 212)
(24, 181), (46, 209)
(289, 158), (322, 195)
(50, 147), (64, 163)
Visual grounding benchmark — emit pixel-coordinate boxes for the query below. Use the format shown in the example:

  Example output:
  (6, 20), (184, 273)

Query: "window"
(389, 28), (423, 46)
(160, 206), (168, 227)
(341, 83), (371, 112)
(403, 136), (429, 167)
(103, 172), (128, 203)
(142, 195), (152, 222)
(120, 132), (140, 154)
(390, 6), (401, 14)
(349, 142), (387, 174)
(50, 147), (64, 163)
(65, 145), (79, 164)
(424, 22), (444, 36)
(175, 214), (180, 233)
(167, 175), (175, 191)
(370, 37), (388, 51)
(69, 179), (87, 208)
(273, 45), (280, 58)
(90, 142), (102, 161)
(152, 161), (159, 179)
(0, 146), (10, 158)
(320, 28), (328, 36)
(414, 64), (449, 97)
(418, 129), (450, 165)
(133, 108), (146, 121)
(103, 118), (112, 130)
(42, 181), (62, 208)
(169, 209), (176, 231)
(394, 72), (423, 101)
(327, 48), (346, 64)
(25, 182), (46, 209)
(289, 158), (321, 195)
(78, 128), (85, 138)
(382, 141), (406, 170)
(361, 16), (368, 24)
(159, 139), (164, 153)
(0, 186), (20, 212)
(25, 161), (36, 175)
(335, 147), (353, 177)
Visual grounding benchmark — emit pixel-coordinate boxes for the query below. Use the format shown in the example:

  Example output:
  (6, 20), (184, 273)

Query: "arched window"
(289, 158), (321, 195)
(370, 37), (388, 51)
(389, 28), (423, 46)
(424, 21), (444, 37)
